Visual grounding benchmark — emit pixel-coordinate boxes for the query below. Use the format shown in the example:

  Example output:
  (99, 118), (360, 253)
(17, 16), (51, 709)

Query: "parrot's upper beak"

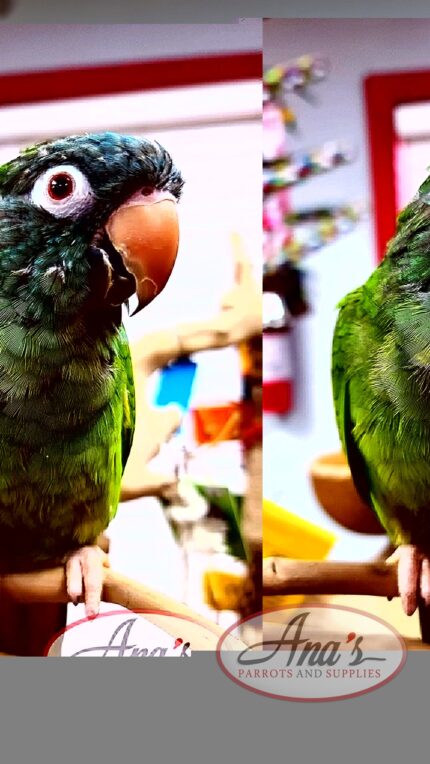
(105, 188), (179, 314)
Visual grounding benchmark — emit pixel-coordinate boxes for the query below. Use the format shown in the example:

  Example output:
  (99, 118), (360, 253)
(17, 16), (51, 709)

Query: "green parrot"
(331, 175), (430, 617)
(0, 132), (183, 617)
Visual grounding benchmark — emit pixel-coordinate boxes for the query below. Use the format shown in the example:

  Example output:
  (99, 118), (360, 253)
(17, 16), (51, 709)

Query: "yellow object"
(263, 499), (336, 559)
(238, 342), (253, 376)
(263, 499), (336, 609)
(203, 570), (246, 612)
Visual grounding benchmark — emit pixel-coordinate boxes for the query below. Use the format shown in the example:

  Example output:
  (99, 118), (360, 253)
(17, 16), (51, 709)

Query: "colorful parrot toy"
(0, 132), (182, 618)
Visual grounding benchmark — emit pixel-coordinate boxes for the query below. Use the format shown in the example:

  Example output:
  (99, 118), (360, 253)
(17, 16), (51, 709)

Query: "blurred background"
(262, 19), (430, 634)
(0, 22), (262, 634)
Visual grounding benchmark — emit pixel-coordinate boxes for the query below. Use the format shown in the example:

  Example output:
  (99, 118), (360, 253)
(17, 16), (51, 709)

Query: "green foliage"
(195, 484), (249, 562)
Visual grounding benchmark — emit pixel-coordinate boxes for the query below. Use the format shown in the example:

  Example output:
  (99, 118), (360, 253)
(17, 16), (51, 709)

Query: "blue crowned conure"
(0, 132), (183, 618)
(331, 176), (430, 617)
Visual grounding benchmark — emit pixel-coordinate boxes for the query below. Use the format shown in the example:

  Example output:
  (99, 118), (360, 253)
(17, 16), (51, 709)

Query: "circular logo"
(217, 604), (407, 701)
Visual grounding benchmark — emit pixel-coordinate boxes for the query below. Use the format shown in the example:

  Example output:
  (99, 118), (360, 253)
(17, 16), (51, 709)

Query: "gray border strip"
(3, 3), (430, 22)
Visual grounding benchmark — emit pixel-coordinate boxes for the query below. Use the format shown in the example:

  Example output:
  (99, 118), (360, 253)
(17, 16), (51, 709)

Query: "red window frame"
(0, 51), (261, 106)
(364, 69), (430, 262)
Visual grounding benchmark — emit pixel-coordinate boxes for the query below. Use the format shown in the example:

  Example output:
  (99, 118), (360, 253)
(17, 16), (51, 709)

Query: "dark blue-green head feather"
(0, 132), (184, 325)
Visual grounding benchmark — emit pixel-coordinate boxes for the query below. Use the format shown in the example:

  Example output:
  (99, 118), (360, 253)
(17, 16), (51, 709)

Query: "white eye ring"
(30, 165), (94, 218)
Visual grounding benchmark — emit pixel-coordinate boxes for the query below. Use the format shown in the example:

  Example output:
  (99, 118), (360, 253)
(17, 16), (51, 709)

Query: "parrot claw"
(390, 545), (430, 616)
(65, 545), (110, 619)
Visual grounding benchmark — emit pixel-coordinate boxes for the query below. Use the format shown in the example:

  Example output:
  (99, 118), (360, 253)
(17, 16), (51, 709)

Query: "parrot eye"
(48, 172), (75, 201)
(30, 165), (94, 218)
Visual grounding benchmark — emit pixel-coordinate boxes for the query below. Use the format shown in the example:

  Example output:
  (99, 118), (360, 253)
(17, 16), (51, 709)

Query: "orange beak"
(106, 188), (179, 313)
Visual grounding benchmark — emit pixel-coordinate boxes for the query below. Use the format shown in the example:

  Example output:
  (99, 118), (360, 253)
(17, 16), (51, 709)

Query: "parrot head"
(0, 132), (183, 319)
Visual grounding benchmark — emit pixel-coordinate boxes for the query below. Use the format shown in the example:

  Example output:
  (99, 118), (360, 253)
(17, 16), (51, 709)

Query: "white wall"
(0, 21), (260, 73)
(263, 19), (430, 560)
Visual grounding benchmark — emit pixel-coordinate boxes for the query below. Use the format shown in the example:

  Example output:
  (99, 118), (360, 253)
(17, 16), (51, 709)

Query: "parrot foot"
(65, 545), (110, 619)
(388, 545), (430, 616)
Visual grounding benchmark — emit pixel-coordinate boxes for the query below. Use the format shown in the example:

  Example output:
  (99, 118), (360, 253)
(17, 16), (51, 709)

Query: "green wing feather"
(116, 325), (136, 474)
(332, 271), (430, 548)
(331, 280), (399, 539)
(332, 287), (375, 511)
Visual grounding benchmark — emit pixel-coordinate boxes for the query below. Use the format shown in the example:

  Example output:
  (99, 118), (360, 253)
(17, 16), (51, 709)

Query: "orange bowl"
(310, 452), (384, 535)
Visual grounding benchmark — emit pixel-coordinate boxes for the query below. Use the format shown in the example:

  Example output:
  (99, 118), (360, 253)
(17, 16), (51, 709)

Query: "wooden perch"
(263, 558), (430, 646)
(0, 567), (246, 652)
(263, 558), (399, 598)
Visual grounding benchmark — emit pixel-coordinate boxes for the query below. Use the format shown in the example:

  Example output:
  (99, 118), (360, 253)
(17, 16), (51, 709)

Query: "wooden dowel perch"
(0, 567), (246, 652)
(263, 558), (399, 598)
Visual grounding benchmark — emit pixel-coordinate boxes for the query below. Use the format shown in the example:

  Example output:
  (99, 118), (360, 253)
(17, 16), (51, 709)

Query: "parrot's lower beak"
(105, 188), (179, 314)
